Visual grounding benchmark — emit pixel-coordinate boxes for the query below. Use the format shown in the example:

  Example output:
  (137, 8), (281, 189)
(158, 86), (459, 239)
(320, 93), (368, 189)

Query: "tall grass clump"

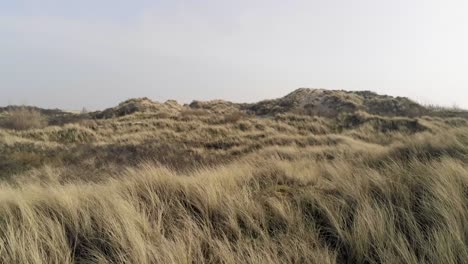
(1, 107), (48, 130)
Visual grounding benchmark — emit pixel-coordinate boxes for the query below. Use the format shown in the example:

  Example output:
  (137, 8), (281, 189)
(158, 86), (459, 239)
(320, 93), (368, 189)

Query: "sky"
(1, 0), (467, 110)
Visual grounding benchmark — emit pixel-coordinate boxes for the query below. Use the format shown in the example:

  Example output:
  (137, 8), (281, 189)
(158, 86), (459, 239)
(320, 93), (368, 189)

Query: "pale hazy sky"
(1, 0), (467, 110)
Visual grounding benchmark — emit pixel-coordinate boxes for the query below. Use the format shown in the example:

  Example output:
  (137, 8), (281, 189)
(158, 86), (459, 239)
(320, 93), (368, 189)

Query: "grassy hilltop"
(0, 89), (468, 263)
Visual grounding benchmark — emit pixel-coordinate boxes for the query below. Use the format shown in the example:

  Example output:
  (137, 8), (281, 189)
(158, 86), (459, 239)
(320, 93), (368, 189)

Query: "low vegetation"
(0, 89), (467, 263)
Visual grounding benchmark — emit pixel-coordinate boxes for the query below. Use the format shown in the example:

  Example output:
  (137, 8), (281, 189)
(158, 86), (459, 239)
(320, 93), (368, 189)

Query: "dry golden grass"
(1, 91), (468, 263)
(0, 107), (48, 131)
(1, 154), (467, 263)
